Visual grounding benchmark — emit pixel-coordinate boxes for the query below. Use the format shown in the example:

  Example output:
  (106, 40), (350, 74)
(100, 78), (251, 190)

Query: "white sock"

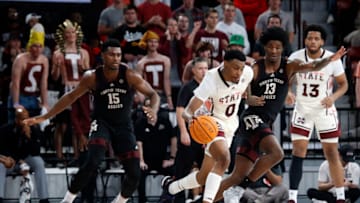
(111, 194), (129, 203)
(289, 189), (298, 202)
(62, 191), (77, 203)
(203, 172), (222, 203)
(335, 187), (345, 200)
(169, 171), (201, 194)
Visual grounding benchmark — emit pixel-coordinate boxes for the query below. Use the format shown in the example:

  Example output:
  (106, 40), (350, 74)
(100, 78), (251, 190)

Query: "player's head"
(101, 39), (122, 70)
(304, 24), (327, 54)
(260, 27), (288, 63)
(222, 50), (246, 83)
(191, 57), (209, 82)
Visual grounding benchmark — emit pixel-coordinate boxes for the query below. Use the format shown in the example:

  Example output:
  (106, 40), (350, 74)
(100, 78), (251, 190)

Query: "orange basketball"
(189, 115), (219, 144)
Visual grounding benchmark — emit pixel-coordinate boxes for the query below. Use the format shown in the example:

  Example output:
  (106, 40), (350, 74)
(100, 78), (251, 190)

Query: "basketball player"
(52, 19), (91, 159)
(212, 27), (346, 202)
(136, 31), (173, 109)
(287, 25), (348, 203)
(161, 49), (254, 203)
(8, 22), (48, 122)
(23, 39), (160, 203)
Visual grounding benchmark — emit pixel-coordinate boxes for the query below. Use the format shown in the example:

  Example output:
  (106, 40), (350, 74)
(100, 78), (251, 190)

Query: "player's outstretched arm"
(23, 71), (94, 126)
(288, 46), (347, 75)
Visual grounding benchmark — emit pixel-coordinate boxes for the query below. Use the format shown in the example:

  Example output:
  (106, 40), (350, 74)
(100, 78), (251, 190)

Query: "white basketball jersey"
(288, 48), (344, 111)
(194, 64), (253, 144)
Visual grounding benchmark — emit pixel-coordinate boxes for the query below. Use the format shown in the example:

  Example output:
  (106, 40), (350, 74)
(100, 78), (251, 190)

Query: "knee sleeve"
(69, 145), (106, 193)
(121, 158), (141, 198)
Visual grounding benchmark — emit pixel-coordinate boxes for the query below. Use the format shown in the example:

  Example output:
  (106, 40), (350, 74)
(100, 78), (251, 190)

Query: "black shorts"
(89, 119), (138, 157)
(236, 113), (273, 162)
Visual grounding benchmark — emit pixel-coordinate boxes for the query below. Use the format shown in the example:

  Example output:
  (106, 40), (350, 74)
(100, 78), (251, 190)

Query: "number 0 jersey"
(288, 48), (344, 111)
(194, 64), (253, 144)
(92, 64), (135, 125)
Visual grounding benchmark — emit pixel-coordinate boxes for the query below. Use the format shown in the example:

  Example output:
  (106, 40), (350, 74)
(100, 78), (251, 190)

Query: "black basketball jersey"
(92, 64), (135, 125)
(246, 58), (288, 123)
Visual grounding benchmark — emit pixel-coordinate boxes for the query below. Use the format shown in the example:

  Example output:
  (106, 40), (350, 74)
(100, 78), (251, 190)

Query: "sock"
(289, 156), (304, 189)
(111, 194), (129, 203)
(239, 177), (254, 189)
(202, 173), (222, 203)
(169, 171), (201, 195)
(62, 191), (77, 203)
(289, 189), (298, 202)
(335, 187), (345, 200)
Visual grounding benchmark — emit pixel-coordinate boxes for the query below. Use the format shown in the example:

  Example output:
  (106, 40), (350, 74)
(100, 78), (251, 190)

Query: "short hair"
(259, 26), (289, 47)
(101, 39), (121, 53)
(224, 50), (246, 62)
(205, 8), (218, 18)
(124, 4), (137, 13)
(195, 41), (215, 55)
(191, 57), (208, 66)
(267, 14), (282, 25)
(304, 24), (327, 41)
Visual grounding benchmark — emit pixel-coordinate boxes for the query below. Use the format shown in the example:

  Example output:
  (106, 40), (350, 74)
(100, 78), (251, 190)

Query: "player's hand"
(286, 91), (296, 105)
(78, 135), (88, 152)
(0, 155), (15, 169)
(330, 46), (346, 61)
(247, 95), (265, 106)
(321, 96), (334, 108)
(23, 116), (46, 126)
(142, 106), (157, 125)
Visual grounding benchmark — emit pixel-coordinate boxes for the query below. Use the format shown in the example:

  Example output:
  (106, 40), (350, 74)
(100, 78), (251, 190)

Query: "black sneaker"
(159, 176), (174, 203)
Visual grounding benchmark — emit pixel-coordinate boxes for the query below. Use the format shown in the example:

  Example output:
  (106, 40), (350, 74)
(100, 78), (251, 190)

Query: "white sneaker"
(19, 175), (33, 203)
(223, 186), (244, 203)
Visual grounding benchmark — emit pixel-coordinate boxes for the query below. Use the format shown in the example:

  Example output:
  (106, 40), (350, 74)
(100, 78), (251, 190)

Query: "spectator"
(52, 19), (91, 160)
(227, 34), (255, 65)
(0, 34), (24, 120)
(254, 0), (295, 43)
(8, 20), (48, 123)
(97, 0), (127, 39)
(136, 31), (173, 110)
(135, 99), (176, 203)
(252, 14), (292, 60)
(193, 8), (229, 62)
(307, 144), (360, 203)
(216, 2), (250, 55)
(0, 7), (24, 46)
(110, 4), (147, 69)
(215, 0), (246, 28)
(176, 14), (195, 72)
(172, 0), (204, 32)
(137, 0), (172, 37)
(25, 13), (45, 49)
(238, 164), (288, 203)
(0, 106), (50, 203)
(182, 41), (220, 83)
(158, 18), (191, 106)
(233, 0), (267, 51)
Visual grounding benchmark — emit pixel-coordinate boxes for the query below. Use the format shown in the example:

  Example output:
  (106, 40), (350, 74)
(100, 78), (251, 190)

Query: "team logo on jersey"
(243, 115), (264, 130)
(296, 116), (305, 124)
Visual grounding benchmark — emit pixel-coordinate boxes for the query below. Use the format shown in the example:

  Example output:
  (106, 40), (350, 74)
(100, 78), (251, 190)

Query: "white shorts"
(204, 118), (236, 157)
(290, 105), (340, 143)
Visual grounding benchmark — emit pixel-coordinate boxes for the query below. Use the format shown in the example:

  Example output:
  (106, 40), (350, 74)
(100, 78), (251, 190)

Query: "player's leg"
(289, 109), (313, 202)
(318, 110), (344, 201)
